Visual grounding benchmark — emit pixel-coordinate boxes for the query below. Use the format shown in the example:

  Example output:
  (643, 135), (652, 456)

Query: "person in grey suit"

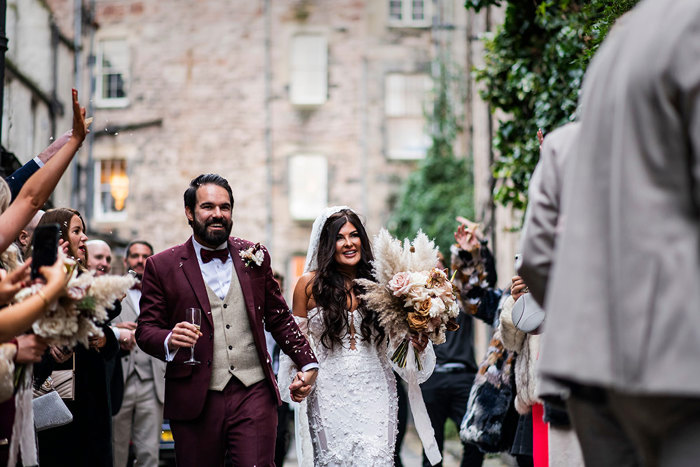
(519, 1), (700, 465)
(112, 241), (166, 467)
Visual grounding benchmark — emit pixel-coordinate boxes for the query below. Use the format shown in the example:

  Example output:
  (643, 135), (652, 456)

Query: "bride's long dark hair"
(312, 209), (385, 350)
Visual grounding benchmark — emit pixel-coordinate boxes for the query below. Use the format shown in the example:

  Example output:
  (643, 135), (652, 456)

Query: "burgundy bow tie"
(201, 248), (229, 264)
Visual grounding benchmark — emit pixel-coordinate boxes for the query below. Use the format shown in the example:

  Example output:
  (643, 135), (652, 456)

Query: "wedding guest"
(514, 124), (585, 467)
(421, 220), (499, 467)
(112, 240), (165, 467)
(34, 208), (120, 467)
(86, 239), (113, 276)
(85, 239), (130, 422)
(523, 1), (700, 464)
(0, 240), (68, 465)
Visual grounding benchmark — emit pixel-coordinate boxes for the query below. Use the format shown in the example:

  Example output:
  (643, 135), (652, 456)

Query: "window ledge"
(95, 98), (130, 109)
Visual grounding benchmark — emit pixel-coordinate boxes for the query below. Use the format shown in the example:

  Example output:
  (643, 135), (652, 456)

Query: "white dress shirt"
(164, 239), (230, 361)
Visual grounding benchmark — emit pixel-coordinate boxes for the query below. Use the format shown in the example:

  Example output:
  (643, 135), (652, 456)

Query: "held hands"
(289, 368), (318, 403)
(168, 321), (202, 351)
(511, 275), (529, 301)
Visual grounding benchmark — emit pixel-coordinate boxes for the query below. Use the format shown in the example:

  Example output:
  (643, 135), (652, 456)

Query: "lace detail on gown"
(306, 307), (398, 466)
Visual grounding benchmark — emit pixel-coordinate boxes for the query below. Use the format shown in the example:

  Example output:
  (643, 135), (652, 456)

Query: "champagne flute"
(184, 307), (201, 365)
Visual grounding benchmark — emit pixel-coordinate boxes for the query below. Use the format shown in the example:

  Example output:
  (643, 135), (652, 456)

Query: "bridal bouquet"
(13, 260), (137, 348)
(356, 229), (460, 369)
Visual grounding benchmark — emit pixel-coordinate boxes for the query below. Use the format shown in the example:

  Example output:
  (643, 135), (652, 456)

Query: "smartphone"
(514, 253), (522, 274)
(31, 223), (61, 280)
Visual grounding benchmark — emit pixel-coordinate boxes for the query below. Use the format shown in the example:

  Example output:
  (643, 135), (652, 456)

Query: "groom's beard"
(193, 216), (232, 247)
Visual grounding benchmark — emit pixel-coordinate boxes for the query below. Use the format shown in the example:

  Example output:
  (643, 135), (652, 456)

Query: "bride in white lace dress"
(280, 207), (434, 466)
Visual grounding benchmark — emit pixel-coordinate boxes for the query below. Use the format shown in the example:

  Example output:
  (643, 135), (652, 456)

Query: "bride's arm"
(278, 273), (316, 403)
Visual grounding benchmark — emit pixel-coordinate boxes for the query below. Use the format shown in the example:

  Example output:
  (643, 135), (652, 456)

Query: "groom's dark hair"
(183, 174), (234, 219)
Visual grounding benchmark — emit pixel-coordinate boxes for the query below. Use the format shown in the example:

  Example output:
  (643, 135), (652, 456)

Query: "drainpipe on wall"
(70, 0), (82, 211)
(263, 0), (273, 251)
(85, 0), (97, 228)
(0, 0), (8, 142)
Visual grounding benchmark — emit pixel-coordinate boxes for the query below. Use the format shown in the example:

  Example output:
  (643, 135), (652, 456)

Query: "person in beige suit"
(112, 241), (166, 467)
(519, 1), (700, 466)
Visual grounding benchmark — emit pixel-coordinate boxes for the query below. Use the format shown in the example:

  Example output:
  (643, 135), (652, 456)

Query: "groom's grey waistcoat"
(205, 267), (265, 390)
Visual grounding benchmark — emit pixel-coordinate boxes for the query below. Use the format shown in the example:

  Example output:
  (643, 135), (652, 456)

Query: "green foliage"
(466, 0), (639, 211)
(388, 60), (474, 256)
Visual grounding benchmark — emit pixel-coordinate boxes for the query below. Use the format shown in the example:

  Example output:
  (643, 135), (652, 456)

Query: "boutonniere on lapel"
(239, 243), (264, 268)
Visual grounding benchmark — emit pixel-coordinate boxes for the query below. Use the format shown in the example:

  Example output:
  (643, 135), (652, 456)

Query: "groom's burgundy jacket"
(135, 236), (317, 421)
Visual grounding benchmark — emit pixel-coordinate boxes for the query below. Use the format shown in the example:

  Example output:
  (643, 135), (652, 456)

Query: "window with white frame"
(289, 154), (327, 220)
(94, 158), (128, 221)
(388, 0), (431, 28)
(290, 35), (328, 106)
(385, 73), (431, 159)
(95, 39), (129, 107)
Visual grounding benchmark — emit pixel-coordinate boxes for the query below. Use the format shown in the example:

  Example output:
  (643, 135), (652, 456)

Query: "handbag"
(33, 390), (73, 431)
(511, 294), (545, 334)
(460, 330), (518, 453)
(33, 355), (75, 400)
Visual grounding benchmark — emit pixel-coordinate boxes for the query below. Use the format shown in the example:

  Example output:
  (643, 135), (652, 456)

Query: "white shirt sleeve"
(164, 332), (178, 361)
(300, 363), (319, 372)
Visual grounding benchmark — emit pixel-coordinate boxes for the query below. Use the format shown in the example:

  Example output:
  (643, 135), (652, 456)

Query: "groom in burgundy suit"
(136, 174), (318, 466)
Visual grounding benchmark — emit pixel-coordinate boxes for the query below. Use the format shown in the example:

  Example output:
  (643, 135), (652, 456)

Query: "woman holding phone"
(33, 208), (120, 467)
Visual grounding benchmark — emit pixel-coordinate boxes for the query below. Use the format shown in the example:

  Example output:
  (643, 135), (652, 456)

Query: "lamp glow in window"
(109, 173), (129, 211)
(95, 159), (128, 220)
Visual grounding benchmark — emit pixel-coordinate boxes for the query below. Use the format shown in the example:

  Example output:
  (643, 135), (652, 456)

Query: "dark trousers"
(568, 389), (700, 467)
(421, 371), (484, 467)
(0, 397), (15, 466)
(274, 402), (292, 467)
(170, 378), (277, 467)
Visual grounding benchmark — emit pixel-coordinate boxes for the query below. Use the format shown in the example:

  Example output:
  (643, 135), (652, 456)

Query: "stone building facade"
(79, 0), (499, 290)
(5, 0), (516, 359)
(11, 1), (515, 318)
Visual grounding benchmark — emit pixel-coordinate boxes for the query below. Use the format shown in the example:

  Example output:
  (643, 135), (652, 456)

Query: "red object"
(532, 403), (549, 467)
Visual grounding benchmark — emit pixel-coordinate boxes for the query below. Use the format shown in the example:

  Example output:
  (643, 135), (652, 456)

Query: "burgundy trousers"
(170, 378), (277, 467)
